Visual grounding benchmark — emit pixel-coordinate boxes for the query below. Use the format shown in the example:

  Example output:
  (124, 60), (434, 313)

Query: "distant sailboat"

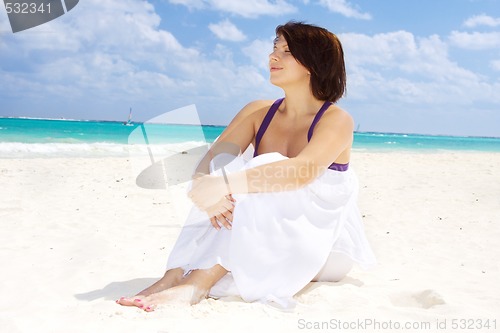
(124, 107), (133, 126)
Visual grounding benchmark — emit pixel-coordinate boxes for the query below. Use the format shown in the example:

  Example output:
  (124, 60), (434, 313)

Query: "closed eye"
(273, 45), (291, 53)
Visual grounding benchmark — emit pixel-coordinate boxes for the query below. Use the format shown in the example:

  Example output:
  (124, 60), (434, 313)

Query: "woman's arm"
(190, 100), (272, 230)
(189, 105), (354, 208)
(193, 100), (272, 177)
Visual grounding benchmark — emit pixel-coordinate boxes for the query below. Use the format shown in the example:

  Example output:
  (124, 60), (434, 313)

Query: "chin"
(269, 77), (284, 88)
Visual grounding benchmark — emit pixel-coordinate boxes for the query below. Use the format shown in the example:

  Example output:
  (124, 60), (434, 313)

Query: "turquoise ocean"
(1, 117), (499, 158)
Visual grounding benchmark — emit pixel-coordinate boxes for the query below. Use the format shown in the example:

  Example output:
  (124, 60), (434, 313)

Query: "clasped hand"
(188, 174), (235, 230)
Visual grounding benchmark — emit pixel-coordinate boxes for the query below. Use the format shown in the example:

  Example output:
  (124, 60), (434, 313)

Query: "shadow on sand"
(74, 278), (159, 301)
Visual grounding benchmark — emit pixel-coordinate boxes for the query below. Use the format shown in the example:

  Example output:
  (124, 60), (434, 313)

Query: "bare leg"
(138, 264), (228, 312)
(116, 267), (184, 308)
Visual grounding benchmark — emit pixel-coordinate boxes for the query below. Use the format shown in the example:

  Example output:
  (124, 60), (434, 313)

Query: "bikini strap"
(253, 98), (284, 157)
(307, 101), (349, 172)
(307, 101), (333, 142)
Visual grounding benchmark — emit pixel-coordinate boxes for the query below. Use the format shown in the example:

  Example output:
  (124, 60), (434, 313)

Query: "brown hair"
(275, 21), (346, 103)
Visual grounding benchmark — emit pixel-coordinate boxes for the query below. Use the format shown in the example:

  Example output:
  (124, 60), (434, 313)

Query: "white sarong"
(166, 151), (376, 307)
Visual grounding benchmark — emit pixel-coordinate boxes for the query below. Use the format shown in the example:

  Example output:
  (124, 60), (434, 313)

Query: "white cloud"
(449, 31), (500, 50)
(341, 31), (418, 67)
(339, 31), (497, 107)
(318, 0), (371, 20)
(338, 31), (500, 136)
(0, 0), (193, 90)
(209, 20), (246, 42)
(168, 0), (296, 18)
(464, 14), (500, 28)
(242, 38), (273, 70)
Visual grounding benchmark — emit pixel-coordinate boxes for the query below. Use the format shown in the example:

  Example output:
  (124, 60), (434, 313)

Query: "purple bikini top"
(253, 98), (349, 172)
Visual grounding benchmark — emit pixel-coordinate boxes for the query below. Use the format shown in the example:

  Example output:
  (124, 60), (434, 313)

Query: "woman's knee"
(313, 252), (353, 282)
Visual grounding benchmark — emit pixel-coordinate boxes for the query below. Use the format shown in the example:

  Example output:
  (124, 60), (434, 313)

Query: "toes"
(116, 296), (145, 307)
(144, 305), (156, 312)
(116, 297), (135, 306)
(139, 296), (158, 312)
(133, 298), (144, 308)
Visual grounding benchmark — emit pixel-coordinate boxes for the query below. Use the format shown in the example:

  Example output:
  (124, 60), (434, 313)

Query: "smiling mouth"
(270, 67), (283, 72)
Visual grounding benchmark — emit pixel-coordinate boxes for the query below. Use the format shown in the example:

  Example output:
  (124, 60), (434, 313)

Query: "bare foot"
(116, 268), (184, 309)
(139, 284), (208, 312)
(117, 265), (228, 312)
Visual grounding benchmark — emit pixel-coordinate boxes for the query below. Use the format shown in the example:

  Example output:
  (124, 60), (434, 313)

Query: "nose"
(269, 51), (279, 62)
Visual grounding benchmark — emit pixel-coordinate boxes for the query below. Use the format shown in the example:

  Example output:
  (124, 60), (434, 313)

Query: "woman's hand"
(189, 175), (235, 229)
(208, 195), (236, 230)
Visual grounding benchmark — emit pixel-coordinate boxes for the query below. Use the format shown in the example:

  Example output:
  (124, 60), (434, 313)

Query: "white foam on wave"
(0, 141), (208, 158)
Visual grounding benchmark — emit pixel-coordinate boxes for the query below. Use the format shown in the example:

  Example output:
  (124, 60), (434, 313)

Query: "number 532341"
(5, 2), (52, 14)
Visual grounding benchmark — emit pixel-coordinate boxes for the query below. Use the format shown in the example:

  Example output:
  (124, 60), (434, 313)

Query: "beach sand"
(1, 151), (499, 333)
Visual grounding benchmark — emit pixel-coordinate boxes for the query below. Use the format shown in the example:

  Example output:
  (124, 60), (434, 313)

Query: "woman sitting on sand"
(117, 21), (376, 311)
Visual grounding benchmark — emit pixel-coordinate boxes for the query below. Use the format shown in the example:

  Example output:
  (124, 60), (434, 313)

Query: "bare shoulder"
(228, 99), (275, 126)
(239, 99), (275, 117)
(320, 104), (354, 130)
(218, 99), (275, 142)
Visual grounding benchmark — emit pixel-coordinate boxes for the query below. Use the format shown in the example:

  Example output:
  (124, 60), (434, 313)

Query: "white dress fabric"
(166, 148), (376, 307)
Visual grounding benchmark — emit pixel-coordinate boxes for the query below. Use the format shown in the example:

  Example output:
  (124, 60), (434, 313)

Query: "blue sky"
(1, 0), (499, 137)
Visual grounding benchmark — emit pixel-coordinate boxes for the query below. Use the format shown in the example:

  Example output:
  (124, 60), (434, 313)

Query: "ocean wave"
(0, 141), (208, 158)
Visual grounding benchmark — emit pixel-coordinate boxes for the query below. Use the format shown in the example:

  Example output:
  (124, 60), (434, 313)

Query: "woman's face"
(269, 35), (310, 88)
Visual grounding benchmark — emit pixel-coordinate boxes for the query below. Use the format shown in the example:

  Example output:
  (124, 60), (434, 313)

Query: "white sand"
(1, 151), (499, 333)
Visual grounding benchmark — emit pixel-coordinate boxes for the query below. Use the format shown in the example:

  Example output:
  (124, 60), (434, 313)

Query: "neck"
(281, 87), (324, 117)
